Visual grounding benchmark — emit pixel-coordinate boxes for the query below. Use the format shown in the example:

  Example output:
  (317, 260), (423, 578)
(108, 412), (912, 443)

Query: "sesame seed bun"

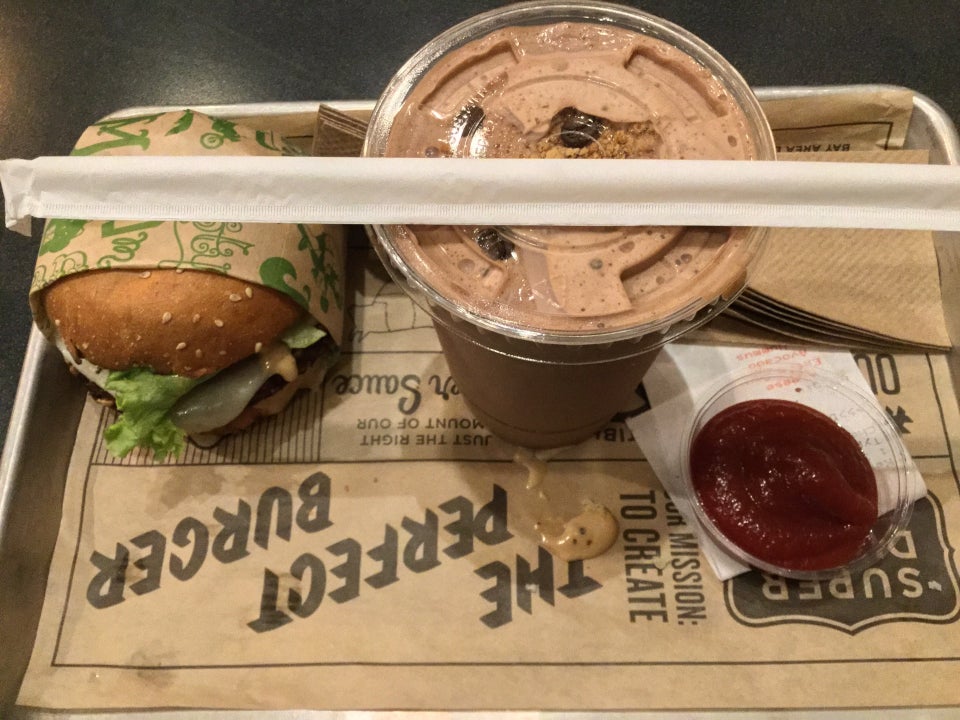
(42, 268), (302, 378)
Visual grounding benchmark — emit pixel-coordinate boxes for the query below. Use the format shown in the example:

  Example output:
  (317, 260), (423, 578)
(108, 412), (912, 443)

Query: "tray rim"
(3, 85), (959, 719)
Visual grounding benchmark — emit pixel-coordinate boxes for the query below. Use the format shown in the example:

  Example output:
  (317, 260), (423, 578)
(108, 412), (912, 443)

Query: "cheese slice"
(169, 343), (298, 434)
(54, 334), (315, 435)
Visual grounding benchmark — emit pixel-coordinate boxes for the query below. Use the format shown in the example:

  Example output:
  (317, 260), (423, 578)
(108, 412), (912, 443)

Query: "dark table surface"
(1, 0), (959, 458)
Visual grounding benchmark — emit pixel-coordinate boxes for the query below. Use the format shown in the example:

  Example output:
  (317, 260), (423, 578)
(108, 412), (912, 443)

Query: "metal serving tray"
(1, 86), (959, 719)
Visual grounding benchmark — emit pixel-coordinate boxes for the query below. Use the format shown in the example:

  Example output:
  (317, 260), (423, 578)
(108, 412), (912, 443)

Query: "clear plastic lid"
(365, 1), (776, 346)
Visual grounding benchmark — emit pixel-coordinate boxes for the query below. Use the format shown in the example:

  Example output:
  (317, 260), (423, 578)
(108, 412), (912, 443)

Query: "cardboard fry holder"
(29, 110), (345, 357)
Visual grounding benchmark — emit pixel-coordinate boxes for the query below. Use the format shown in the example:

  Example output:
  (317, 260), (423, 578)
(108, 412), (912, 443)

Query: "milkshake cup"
(364, 1), (776, 448)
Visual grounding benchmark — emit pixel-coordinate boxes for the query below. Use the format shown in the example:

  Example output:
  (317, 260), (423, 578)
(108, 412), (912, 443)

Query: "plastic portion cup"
(364, 1), (776, 448)
(679, 365), (914, 580)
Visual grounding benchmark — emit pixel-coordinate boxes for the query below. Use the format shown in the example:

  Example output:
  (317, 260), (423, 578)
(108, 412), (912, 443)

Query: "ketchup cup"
(679, 365), (914, 580)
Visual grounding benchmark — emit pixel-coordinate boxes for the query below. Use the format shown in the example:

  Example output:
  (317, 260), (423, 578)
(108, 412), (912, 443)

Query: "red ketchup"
(689, 399), (879, 572)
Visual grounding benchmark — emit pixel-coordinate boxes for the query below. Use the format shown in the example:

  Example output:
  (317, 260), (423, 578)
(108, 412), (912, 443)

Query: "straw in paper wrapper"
(7, 153), (960, 232)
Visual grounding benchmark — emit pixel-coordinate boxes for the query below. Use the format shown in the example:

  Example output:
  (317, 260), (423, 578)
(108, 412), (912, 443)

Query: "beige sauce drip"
(261, 342), (298, 382)
(252, 347), (333, 416)
(513, 447), (618, 561)
(536, 504), (619, 562)
(513, 447), (550, 493)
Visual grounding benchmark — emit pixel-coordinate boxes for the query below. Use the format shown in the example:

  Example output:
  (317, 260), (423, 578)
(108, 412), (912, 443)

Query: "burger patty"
(248, 336), (334, 404)
(78, 336), (334, 409)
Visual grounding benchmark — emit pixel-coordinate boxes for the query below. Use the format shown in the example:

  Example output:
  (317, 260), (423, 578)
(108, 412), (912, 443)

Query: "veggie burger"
(30, 109), (342, 459)
(40, 267), (338, 458)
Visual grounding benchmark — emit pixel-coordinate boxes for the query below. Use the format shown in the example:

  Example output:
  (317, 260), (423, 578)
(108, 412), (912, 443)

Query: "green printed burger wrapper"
(29, 110), (345, 347)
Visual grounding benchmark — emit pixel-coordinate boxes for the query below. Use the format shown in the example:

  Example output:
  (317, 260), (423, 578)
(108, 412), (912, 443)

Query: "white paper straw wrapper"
(4, 156), (960, 234)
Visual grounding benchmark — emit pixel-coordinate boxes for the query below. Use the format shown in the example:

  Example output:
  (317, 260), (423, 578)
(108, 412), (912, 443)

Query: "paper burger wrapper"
(29, 109), (345, 347)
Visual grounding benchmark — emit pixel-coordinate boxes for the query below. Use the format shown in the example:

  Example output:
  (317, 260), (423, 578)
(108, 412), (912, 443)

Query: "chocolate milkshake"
(365, 2), (775, 447)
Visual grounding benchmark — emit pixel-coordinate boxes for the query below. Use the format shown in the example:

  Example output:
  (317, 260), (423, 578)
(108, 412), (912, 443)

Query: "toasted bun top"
(42, 269), (302, 377)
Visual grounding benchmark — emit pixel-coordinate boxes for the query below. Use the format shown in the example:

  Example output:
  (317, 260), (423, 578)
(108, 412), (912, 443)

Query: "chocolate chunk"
(556, 107), (606, 148)
(454, 104), (485, 139)
(475, 228), (515, 261)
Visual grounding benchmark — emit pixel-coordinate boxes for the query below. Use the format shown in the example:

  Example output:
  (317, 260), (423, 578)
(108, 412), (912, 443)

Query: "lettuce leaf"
(103, 369), (201, 460)
(100, 322), (329, 459)
(280, 319), (327, 349)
